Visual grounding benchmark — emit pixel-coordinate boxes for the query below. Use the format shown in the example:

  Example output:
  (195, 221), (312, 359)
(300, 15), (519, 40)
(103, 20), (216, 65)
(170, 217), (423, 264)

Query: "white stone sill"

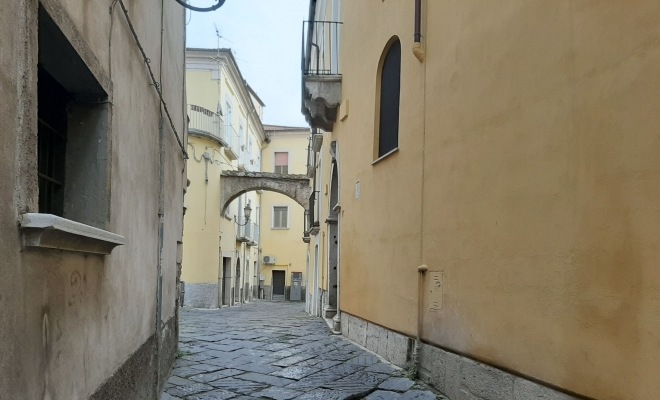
(371, 147), (399, 165)
(19, 213), (125, 255)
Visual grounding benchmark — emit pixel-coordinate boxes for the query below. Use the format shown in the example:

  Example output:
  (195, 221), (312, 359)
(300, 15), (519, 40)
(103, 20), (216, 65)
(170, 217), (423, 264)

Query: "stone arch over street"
(220, 171), (312, 214)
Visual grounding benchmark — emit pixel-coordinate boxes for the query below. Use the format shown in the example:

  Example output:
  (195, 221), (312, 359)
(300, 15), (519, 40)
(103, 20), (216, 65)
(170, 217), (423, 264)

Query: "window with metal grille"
(37, 67), (68, 216)
(274, 152), (289, 174)
(376, 37), (401, 158)
(36, 5), (110, 227)
(272, 206), (289, 229)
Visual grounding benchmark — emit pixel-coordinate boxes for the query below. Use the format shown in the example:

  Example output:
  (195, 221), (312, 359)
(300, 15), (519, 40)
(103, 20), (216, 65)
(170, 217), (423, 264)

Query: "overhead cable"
(116, 0), (187, 158)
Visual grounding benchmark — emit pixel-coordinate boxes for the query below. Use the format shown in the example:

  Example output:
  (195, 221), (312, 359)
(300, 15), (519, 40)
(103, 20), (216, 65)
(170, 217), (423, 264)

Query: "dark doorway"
(222, 257), (232, 306)
(235, 258), (241, 304)
(326, 161), (339, 318)
(272, 270), (285, 299)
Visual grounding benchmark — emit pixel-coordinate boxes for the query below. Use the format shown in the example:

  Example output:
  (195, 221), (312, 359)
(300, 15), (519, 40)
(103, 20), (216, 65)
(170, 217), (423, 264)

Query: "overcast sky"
(185, 0), (309, 127)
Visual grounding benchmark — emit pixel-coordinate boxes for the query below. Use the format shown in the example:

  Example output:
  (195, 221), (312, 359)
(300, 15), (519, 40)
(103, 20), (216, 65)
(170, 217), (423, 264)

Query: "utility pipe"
(415, 264), (428, 376)
(413, 0), (425, 62)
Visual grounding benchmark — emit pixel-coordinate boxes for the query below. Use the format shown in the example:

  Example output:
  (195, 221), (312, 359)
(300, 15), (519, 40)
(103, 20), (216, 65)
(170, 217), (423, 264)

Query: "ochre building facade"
(302, 1), (660, 399)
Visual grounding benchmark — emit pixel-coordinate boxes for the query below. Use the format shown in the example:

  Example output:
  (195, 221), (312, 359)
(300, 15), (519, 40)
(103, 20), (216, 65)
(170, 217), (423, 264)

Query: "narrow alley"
(161, 302), (443, 400)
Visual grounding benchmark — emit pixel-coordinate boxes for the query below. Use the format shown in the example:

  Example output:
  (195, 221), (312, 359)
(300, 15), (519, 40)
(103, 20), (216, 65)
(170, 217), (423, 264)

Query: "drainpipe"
(413, 0), (425, 62)
(414, 264), (428, 375)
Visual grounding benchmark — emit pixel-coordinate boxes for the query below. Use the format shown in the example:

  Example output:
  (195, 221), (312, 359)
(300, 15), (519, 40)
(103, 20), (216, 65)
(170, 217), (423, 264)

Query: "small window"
(376, 37), (401, 158)
(272, 206), (289, 229)
(274, 152), (289, 174)
(36, 6), (110, 227)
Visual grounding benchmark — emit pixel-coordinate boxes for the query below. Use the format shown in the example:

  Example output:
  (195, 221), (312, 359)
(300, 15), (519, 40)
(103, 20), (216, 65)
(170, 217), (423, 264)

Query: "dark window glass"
(378, 39), (401, 157)
(37, 67), (68, 215)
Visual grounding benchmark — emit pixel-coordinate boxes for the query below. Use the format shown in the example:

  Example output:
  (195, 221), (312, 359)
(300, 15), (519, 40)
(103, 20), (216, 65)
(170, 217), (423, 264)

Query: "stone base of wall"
(159, 314), (178, 387)
(341, 312), (579, 400)
(90, 314), (178, 400)
(340, 312), (412, 368)
(183, 283), (218, 308)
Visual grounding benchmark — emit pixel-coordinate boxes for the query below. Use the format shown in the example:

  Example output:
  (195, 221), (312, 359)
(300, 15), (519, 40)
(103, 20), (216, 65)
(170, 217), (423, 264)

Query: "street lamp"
(235, 201), (252, 226)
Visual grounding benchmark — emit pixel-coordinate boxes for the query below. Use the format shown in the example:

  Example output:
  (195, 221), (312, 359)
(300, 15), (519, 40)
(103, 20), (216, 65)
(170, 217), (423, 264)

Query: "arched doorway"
(325, 161), (339, 318)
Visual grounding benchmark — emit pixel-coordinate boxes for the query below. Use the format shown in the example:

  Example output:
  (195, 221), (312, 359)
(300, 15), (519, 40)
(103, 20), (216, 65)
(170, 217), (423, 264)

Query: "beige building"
(259, 125), (310, 300)
(0, 0), (186, 398)
(302, 1), (660, 399)
(183, 48), (267, 308)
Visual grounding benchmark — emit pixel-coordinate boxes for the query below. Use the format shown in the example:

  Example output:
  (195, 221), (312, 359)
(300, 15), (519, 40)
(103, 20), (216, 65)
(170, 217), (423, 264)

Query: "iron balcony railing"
(308, 190), (320, 229)
(223, 123), (240, 159)
(304, 210), (310, 235)
(301, 20), (342, 76)
(188, 104), (224, 140)
(252, 222), (259, 243)
(238, 138), (250, 170)
(236, 216), (259, 243)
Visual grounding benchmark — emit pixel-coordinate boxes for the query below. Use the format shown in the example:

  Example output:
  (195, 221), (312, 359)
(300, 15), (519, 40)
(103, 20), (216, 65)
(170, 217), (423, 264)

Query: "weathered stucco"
(330, 1), (660, 399)
(0, 0), (186, 398)
(220, 171), (312, 214)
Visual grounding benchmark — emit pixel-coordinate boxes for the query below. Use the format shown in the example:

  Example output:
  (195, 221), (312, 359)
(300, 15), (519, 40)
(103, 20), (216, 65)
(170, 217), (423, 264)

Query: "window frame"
(19, 4), (123, 255)
(272, 205), (290, 230)
(274, 151), (289, 175)
(373, 36), (402, 161)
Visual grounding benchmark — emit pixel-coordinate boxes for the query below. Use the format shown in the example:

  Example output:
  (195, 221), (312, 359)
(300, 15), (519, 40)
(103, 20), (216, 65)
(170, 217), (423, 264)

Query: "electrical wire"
(116, 0), (187, 158)
(185, 0), (192, 25)
(174, 0), (225, 12)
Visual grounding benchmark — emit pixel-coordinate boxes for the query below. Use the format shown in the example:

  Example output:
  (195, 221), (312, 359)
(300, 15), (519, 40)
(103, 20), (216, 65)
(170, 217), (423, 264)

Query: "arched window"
(376, 37), (401, 158)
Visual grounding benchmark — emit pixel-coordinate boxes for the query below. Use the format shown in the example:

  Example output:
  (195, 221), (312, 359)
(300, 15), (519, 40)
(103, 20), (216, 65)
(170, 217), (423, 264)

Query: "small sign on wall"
(428, 271), (443, 312)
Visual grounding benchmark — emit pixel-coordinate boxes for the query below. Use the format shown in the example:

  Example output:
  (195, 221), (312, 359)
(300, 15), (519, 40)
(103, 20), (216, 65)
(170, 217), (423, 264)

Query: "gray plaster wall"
(184, 283), (219, 308)
(341, 313), (579, 400)
(89, 315), (178, 400)
(0, 0), (185, 398)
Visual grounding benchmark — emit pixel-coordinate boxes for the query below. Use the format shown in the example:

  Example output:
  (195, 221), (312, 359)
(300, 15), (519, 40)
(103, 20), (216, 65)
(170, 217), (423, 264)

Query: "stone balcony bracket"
(302, 75), (342, 132)
(19, 213), (126, 255)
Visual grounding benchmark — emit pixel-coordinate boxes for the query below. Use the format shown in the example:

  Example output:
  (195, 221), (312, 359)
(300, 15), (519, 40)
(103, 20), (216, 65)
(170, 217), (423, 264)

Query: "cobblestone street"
(161, 301), (444, 400)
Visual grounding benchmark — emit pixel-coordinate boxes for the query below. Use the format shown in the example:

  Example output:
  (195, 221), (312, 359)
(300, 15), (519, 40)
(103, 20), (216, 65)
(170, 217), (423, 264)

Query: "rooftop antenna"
(214, 23), (233, 52)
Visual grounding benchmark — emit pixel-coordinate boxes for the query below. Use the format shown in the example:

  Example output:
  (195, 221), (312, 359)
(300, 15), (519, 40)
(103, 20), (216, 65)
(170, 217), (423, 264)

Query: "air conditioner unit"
(263, 255), (276, 264)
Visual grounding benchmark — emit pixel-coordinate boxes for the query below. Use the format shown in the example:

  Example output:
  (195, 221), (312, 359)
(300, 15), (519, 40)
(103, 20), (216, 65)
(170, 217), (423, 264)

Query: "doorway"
(326, 161), (339, 317)
(272, 270), (285, 300)
(235, 258), (241, 304)
(222, 257), (232, 306)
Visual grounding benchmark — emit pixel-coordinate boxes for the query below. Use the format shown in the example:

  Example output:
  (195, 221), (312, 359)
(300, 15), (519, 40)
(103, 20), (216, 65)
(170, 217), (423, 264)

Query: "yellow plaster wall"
(336, 0), (422, 332)
(260, 131), (308, 287)
(186, 69), (218, 112)
(335, 1), (660, 399)
(183, 54), (264, 293)
(182, 136), (222, 284)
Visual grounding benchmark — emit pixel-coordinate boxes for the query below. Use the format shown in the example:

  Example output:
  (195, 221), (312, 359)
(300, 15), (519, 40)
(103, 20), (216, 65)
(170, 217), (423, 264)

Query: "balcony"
(248, 222), (259, 247)
(236, 217), (259, 245)
(306, 190), (320, 236)
(187, 104), (225, 144)
(302, 210), (311, 243)
(237, 141), (249, 172)
(186, 104), (241, 160)
(223, 123), (240, 160)
(306, 137), (316, 178)
(301, 21), (342, 131)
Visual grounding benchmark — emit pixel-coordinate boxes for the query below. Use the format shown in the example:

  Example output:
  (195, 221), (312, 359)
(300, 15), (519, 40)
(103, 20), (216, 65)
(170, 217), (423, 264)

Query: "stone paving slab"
(161, 301), (445, 400)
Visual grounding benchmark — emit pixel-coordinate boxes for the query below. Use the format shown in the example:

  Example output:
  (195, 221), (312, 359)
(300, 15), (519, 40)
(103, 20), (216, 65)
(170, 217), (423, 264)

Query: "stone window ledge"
(19, 213), (125, 255)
